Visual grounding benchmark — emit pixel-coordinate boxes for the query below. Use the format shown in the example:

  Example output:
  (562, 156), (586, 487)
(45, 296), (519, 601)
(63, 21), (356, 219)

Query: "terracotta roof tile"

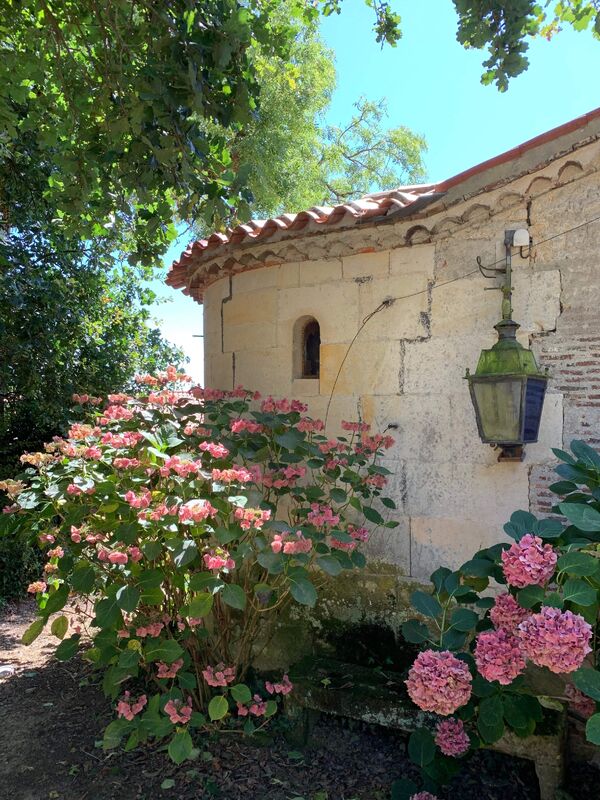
(168, 106), (600, 298)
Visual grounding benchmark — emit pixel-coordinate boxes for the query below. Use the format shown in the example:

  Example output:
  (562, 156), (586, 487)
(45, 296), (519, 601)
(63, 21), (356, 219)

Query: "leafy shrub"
(399, 440), (600, 797)
(3, 367), (397, 762)
(0, 522), (43, 605)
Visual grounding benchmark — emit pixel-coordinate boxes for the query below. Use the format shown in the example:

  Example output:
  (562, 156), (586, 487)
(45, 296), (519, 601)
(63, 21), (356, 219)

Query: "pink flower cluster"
(355, 433), (395, 454)
(47, 546), (64, 559)
(475, 628), (526, 684)
(307, 503), (340, 528)
(136, 622), (164, 638)
(113, 457), (141, 470)
(212, 467), (253, 484)
(66, 483), (95, 496)
(124, 489), (152, 509)
(157, 659), (183, 679)
(435, 717), (470, 757)
(117, 692), (147, 721)
(230, 419), (264, 434)
(501, 534), (557, 588)
(98, 549), (129, 565)
(237, 695), (267, 717)
(406, 650), (472, 716)
(159, 456), (202, 477)
(330, 525), (369, 552)
(164, 698), (192, 725)
(100, 404), (134, 424)
(203, 549), (235, 571)
(27, 581), (46, 594)
(261, 466), (306, 488)
(260, 397), (307, 414)
(179, 499), (217, 522)
(271, 531), (312, 555)
(489, 592), (529, 631)
(518, 606), (592, 673)
(138, 502), (179, 522)
(101, 431), (143, 448)
(202, 664), (236, 687)
(296, 418), (324, 433)
(265, 674), (293, 695)
(68, 423), (101, 440)
(198, 440), (229, 458)
(234, 506), (271, 530)
(107, 393), (131, 404)
(341, 420), (370, 433)
(147, 390), (182, 406)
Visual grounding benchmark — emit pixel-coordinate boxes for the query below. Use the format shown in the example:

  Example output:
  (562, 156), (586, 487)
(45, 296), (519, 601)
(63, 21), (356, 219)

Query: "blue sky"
(150, 0), (600, 382)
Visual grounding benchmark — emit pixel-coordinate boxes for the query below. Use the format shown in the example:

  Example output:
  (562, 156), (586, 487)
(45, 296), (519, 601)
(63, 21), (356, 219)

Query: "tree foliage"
(204, 23), (427, 221)
(453, 0), (600, 91)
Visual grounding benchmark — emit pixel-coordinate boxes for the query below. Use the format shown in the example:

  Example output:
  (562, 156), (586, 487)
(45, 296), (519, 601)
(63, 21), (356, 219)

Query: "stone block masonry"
(201, 132), (600, 582)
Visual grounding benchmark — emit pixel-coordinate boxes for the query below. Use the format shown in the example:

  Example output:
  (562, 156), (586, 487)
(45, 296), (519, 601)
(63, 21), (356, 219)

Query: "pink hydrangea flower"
(198, 441), (229, 459)
(475, 628), (526, 684)
(202, 663), (236, 687)
(164, 698), (192, 725)
(179, 499), (217, 523)
(406, 650), (472, 716)
(490, 592), (529, 631)
(70, 526), (83, 543)
(284, 531), (313, 555)
(212, 467), (253, 483)
(116, 692), (147, 721)
(265, 674), (293, 695)
(296, 418), (324, 433)
(128, 546), (143, 562)
(113, 457), (141, 469)
(435, 717), (470, 757)
(157, 659), (184, 679)
(249, 694), (267, 716)
(518, 606), (592, 673)
(230, 419), (264, 434)
(501, 534), (557, 588)
(203, 549), (235, 571)
(341, 420), (370, 433)
(108, 551), (128, 565)
(136, 622), (164, 638)
(234, 506), (271, 531)
(124, 489), (152, 509)
(307, 503), (340, 528)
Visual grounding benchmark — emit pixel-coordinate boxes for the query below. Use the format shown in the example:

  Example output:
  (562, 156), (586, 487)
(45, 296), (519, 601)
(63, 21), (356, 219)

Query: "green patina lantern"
(466, 231), (549, 462)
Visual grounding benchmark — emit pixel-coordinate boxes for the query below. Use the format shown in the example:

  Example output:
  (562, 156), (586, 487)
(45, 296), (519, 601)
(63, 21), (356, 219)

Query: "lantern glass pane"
(472, 378), (522, 442)
(523, 378), (547, 442)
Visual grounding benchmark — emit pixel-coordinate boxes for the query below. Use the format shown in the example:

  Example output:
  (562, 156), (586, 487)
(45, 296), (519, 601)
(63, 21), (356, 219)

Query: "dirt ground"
(0, 600), (596, 800)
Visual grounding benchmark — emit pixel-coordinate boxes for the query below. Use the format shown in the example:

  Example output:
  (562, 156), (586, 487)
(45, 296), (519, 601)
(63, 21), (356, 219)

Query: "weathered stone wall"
(202, 139), (600, 592)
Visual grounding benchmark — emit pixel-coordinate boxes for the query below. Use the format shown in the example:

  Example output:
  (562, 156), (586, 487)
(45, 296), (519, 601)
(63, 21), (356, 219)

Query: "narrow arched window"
(293, 316), (320, 379)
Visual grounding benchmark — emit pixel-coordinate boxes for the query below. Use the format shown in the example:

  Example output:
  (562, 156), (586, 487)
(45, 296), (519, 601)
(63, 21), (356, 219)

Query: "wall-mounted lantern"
(466, 230), (549, 462)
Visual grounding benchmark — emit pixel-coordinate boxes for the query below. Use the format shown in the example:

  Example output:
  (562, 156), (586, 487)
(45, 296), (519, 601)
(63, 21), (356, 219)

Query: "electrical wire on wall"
(323, 212), (600, 428)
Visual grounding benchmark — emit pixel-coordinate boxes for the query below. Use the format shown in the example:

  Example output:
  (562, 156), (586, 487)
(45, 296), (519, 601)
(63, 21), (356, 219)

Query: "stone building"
(167, 108), (600, 602)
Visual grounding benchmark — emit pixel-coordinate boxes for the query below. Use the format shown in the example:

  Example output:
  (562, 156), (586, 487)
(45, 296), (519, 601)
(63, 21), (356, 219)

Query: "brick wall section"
(529, 166), (600, 513)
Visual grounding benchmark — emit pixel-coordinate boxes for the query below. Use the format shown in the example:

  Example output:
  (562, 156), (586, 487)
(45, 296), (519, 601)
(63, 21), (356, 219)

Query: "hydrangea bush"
(396, 439), (600, 798)
(0, 368), (398, 763)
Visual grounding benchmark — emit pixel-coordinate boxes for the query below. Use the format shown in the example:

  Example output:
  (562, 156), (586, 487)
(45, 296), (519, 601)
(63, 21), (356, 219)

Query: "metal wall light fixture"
(466, 229), (549, 462)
